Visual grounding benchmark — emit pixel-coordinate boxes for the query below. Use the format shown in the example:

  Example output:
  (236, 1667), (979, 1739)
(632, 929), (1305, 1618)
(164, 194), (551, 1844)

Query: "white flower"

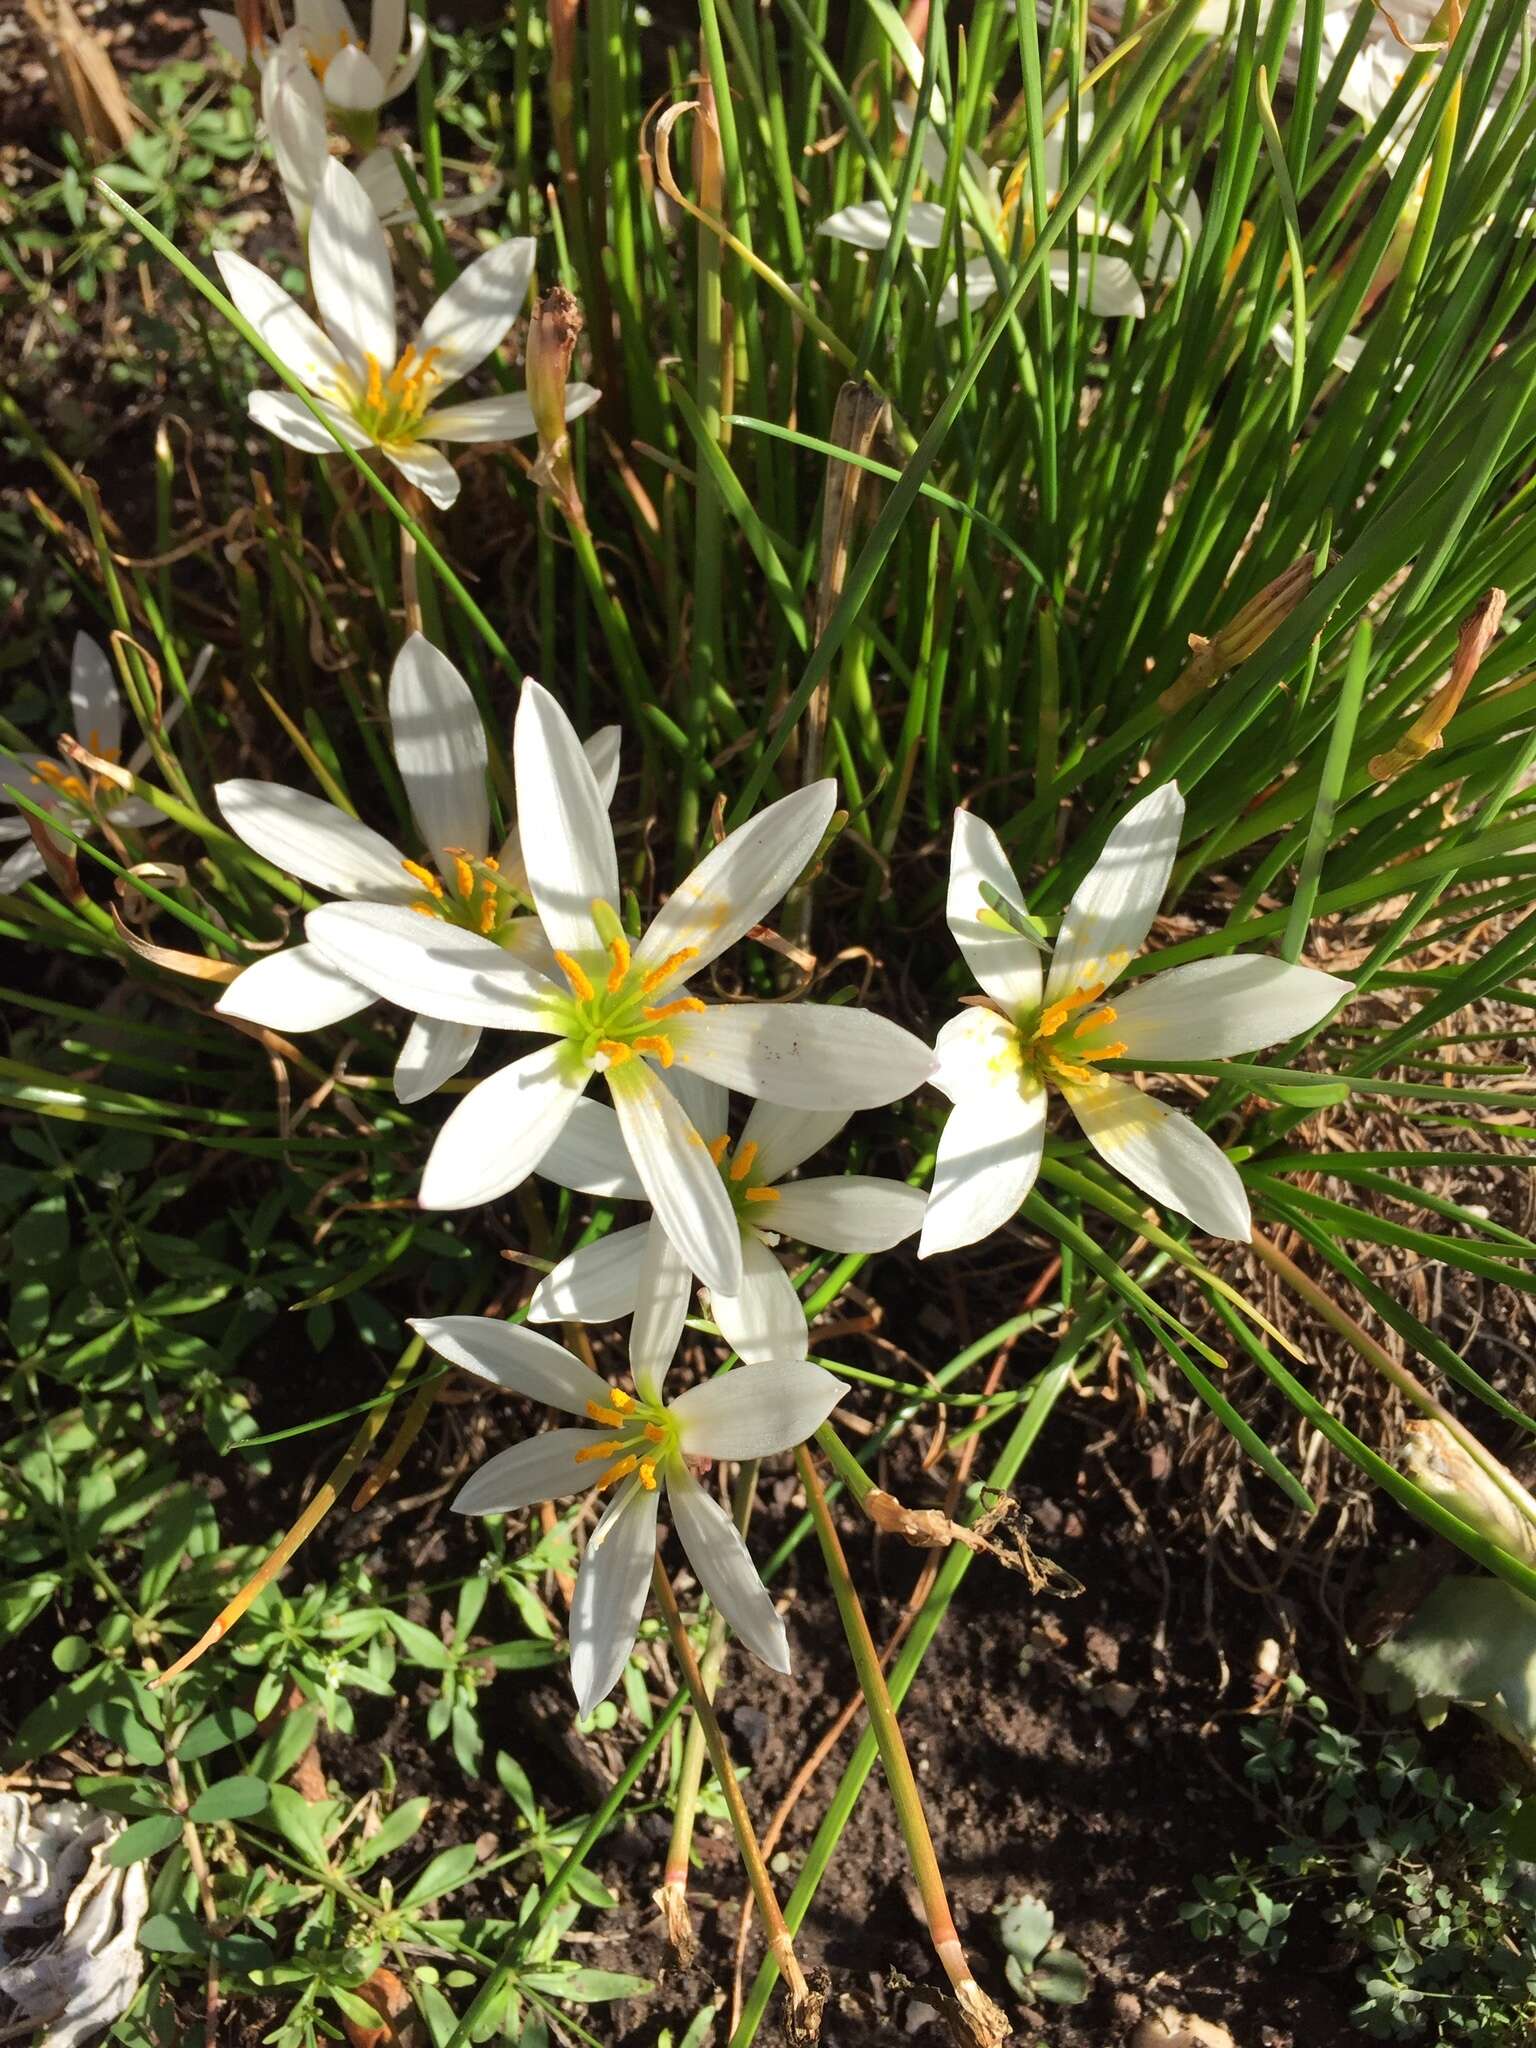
(214, 158), (600, 510)
(819, 91), (1197, 325)
(528, 1073), (926, 1363)
(203, 0), (427, 117)
(0, 636), (176, 891)
(214, 633), (620, 1104)
(418, 1299), (845, 1713)
(304, 677), (935, 1294)
(919, 792), (1353, 1254)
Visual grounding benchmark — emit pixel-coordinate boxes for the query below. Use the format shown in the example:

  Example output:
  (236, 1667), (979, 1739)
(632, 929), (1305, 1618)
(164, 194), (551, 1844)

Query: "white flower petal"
(214, 250), (352, 396)
(320, 40), (387, 109)
(930, 1004), (1019, 1103)
(388, 634), (489, 877)
(608, 1056), (742, 1296)
(382, 439), (460, 508)
(423, 392), (536, 443)
(630, 1218), (694, 1403)
(670, 1360), (843, 1460)
(248, 389), (372, 455)
(570, 1481), (660, 1715)
(309, 159), (397, 380)
(945, 810), (1043, 1012)
(366, 0), (405, 80)
(411, 1311), (610, 1412)
(263, 46), (328, 225)
(1064, 1073), (1251, 1240)
(666, 1463), (788, 1673)
(669, 1002), (934, 1111)
(215, 778), (410, 898)
(513, 677), (619, 960)
(420, 1042), (588, 1210)
(819, 201), (899, 252)
(202, 9), (249, 62)
(1048, 249), (1146, 318)
(534, 1098), (644, 1200)
(417, 237), (538, 383)
(452, 1428), (607, 1514)
(1111, 956), (1353, 1062)
(632, 781), (835, 992)
(385, 13), (427, 94)
(936, 259), (998, 326)
(918, 1078), (1046, 1258)
(0, 843), (46, 890)
(664, 1064), (729, 1145)
(709, 1234), (806, 1366)
(1046, 781), (1185, 1004)
(215, 941), (376, 1031)
(305, 901), (559, 1027)
(105, 796), (164, 829)
(528, 1224), (649, 1326)
(584, 725), (622, 807)
(770, 1175), (926, 1253)
(394, 1014), (480, 1103)
(69, 636), (121, 757)
(737, 1099), (847, 1184)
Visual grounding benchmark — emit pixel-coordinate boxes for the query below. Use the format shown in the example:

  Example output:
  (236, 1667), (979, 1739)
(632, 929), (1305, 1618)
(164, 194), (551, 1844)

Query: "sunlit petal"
(919, 1079), (1046, 1258)
(214, 250), (352, 396)
(388, 634), (489, 878)
(409, 1311), (610, 1412)
(1046, 781), (1184, 1003)
(215, 941), (376, 1032)
(771, 1175), (926, 1253)
(669, 1002), (934, 1110)
(570, 1481), (660, 1715)
(708, 1235), (807, 1366)
(528, 1224), (649, 1326)
(607, 1056), (742, 1297)
(452, 1428), (607, 1514)
(666, 1464), (789, 1672)
(670, 1360), (842, 1460)
(945, 809), (1043, 1012)
(394, 1014), (480, 1104)
(417, 237), (538, 383)
(736, 1099), (847, 1185)
(1110, 956), (1353, 1062)
(513, 676), (619, 960)
(306, 902), (559, 1028)
(309, 159), (396, 379)
(215, 779), (410, 898)
(630, 1218), (694, 1404)
(534, 1098), (644, 1201)
(1063, 1072), (1251, 1240)
(420, 1042), (588, 1209)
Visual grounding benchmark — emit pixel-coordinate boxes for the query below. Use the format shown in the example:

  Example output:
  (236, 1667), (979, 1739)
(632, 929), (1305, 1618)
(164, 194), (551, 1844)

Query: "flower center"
(351, 345), (444, 445)
(1022, 981), (1127, 1088)
(305, 26), (357, 79)
(705, 1134), (780, 1222)
(572, 1384), (676, 1493)
(401, 851), (526, 941)
(549, 899), (706, 1073)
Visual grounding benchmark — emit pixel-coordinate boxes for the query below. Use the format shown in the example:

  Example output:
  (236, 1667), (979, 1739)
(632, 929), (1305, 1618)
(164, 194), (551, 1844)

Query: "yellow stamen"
(1033, 982), (1106, 1041)
(610, 1388), (634, 1410)
(640, 948), (700, 995)
(1070, 1039), (1127, 1064)
(585, 1400), (628, 1427)
(483, 854), (500, 872)
(643, 996), (707, 1020)
(706, 1134), (730, 1166)
(453, 855), (476, 901)
(596, 1454), (638, 1491)
(638, 1460), (658, 1490)
(555, 951), (595, 1002)
(400, 857), (443, 896)
(642, 1423), (668, 1443)
(744, 1186), (780, 1205)
(574, 1438), (626, 1464)
(596, 1038), (633, 1065)
(409, 900), (438, 916)
(364, 353), (385, 412)
(728, 1140), (758, 1183)
(606, 933), (631, 993)
(479, 895), (497, 934)
(631, 1034), (674, 1067)
(1051, 1059), (1099, 1086)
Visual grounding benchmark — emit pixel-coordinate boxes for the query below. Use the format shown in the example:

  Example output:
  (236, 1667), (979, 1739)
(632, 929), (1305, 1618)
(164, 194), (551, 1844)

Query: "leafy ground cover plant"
(3, 0), (1536, 2038)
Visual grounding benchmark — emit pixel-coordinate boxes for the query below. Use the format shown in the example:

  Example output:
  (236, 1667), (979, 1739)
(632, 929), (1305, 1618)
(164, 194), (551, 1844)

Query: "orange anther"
(631, 1034), (674, 1067)
(606, 933), (631, 994)
(596, 1038), (633, 1066)
(400, 857), (443, 896)
(452, 855), (476, 901)
(744, 1186), (780, 1205)
(640, 947), (700, 995)
(707, 1134), (730, 1166)
(728, 1141), (758, 1183)
(595, 1454), (638, 1491)
(637, 1461), (657, 1491)
(643, 996), (707, 1021)
(574, 1438), (626, 1463)
(555, 951), (595, 1002)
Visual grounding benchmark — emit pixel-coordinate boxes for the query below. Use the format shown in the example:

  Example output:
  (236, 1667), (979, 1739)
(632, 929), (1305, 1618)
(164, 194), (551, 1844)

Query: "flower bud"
(1158, 552), (1321, 713)
(1368, 587), (1505, 782)
(1402, 1418), (1536, 1566)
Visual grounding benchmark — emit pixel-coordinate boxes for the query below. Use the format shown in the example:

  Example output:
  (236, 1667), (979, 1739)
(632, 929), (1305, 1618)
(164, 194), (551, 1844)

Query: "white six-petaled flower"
(215, 158), (599, 510)
(416, 1294), (844, 1714)
(819, 92), (1196, 325)
(0, 636), (175, 892)
(528, 1070), (927, 1364)
(304, 675), (935, 1295)
(214, 633), (619, 1103)
(203, 0), (426, 118)
(919, 788), (1353, 1254)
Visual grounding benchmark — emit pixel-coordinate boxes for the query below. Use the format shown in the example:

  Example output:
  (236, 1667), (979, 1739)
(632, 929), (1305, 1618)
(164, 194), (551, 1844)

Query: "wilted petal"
(384, 441), (460, 509)
(919, 1077), (1046, 1258)
(215, 941), (376, 1031)
(418, 237), (538, 382)
(535, 1098), (644, 1200)
(632, 781), (835, 994)
(736, 1099), (847, 1185)
(528, 1224), (649, 1326)
(410, 1311), (609, 1411)
(214, 250), (352, 396)
(216, 778), (410, 898)
(630, 1218), (694, 1403)
(452, 1427), (608, 1514)
(388, 634), (489, 878)
(420, 1042), (588, 1209)
(667, 1463), (789, 1672)
(570, 1481), (660, 1715)
(708, 1234), (806, 1366)
(771, 1175), (926, 1253)
(1063, 1072), (1251, 1240)
(306, 902), (559, 1028)
(669, 1002), (934, 1110)
(608, 1056), (742, 1297)
(945, 809), (1042, 1013)
(670, 1360), (842, 1460)
(69, 636), (121, 758)
(513, 676), (619, 961)
(1046, 781), (1184, 1004)
(394, 1014), (480, 1103)
(1110, 956), (1352, 1062)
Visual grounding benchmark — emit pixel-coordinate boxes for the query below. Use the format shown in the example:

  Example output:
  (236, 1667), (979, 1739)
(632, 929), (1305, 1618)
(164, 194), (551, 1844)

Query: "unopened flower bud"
(526, 286), (588, 527)
(1159, 552), (1322, 713)
(1368, 587), (1505, 782)
(1402, 1418), (1536, 1566)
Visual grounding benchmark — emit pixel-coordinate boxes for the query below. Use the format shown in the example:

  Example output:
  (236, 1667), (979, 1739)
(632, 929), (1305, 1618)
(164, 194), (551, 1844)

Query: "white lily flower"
(215, 158), (600, 511)
(0, 636), (183, 891)
(919, 793), (1353, 1254)
(214, 634), (620, 1104)
(529, 1073), (926, 1363)
(819, 90), (1197, 325)
(305, 677), (935, 1294)
(418, 1302), (844, 1713)
(202, 0), (427, 118)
